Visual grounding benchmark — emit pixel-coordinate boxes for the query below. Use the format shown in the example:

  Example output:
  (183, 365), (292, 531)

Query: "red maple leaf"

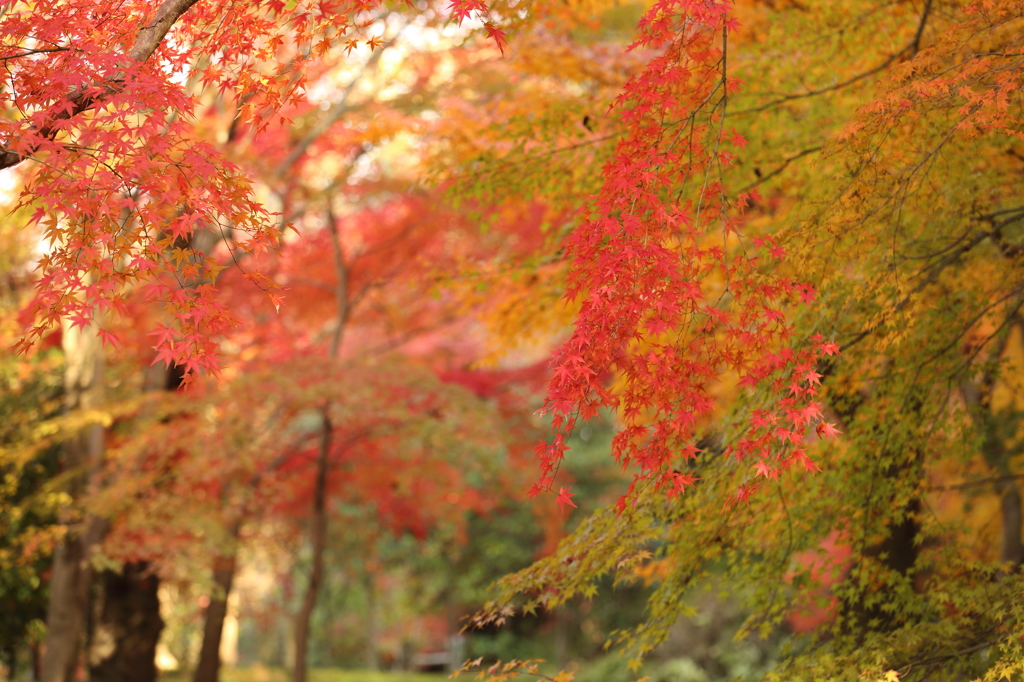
(555, 487), (577, 512)
(816, 422), (841, 439)
(484, 22), (508, 56)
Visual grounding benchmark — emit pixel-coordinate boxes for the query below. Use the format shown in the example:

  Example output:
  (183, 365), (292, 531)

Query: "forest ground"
(158, 668), (441, 682)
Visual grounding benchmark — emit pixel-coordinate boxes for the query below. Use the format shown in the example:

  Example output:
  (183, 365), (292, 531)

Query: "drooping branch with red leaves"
(531, 0), (839, 507)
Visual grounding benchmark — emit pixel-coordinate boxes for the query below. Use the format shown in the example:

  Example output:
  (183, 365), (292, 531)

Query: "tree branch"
(276, 32), (391, 175)
(738, 145), (822, 193)
(127, 0), (203, 63)
(0, 46), (69, 61)
(732, 0), (933, 117)
(0, 0), (203, 170)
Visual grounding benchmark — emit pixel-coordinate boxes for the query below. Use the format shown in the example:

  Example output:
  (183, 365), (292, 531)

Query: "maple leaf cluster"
(529, 0), (841, 508)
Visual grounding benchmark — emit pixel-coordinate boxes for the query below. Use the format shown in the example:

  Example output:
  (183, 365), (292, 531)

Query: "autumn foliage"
(3, 0), (1024, 680)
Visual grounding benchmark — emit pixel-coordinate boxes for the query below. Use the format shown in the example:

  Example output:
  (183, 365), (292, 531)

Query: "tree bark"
(193, 522), (242, 682)
(848, 451), (923, 635)
(40, 321), (106, 682)
(40, 537), (89, 682)
(87, 562), (164, 682)
(365, 571), (379, 671)
(85, 364), (183, 681)
(31, 640), (41, 680)
(996, 477), (1023, 567)
(979, 428), (1024, 568)
(292, 415), (331, 682)
(5, 644), (16, 681)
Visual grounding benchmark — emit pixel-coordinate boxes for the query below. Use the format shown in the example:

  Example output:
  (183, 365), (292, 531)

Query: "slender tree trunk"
(31, 640), (41, 681)
(980, 430), (1024, 568)
(194, 521), (242, 682)
(292, 416), (331, 682)
(364, 571), (379, 670)
(5, 644), (16, 681)
(988, 323), (1023, 567)
(192, 429), (300, 682)
(996, 477), (1023, 567)
(41, 321), (105, 682)
(87, 562), (164, 682)
(292, 206), (350, 682)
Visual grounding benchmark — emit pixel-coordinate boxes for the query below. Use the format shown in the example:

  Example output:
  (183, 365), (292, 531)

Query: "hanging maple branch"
(0, 0), (203, 170)
(533, 0), (839, 508)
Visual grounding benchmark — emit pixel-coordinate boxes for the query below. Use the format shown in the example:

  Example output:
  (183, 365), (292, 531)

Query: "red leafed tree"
(82, 25), (549, 674)
(0, 1), (517, 680)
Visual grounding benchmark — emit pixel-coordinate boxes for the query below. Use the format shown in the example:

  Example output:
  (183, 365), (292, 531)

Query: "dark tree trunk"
(193, 532), (241, 682)
(840, 436), (924, 636)
(87, 561), (164, 682)
(831, 382), (925, 637)
(32, 640), (41, 681)
(996, 478), (1024, 567)
(292, 411), (330, 682)
(5, 644), (16, 681)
